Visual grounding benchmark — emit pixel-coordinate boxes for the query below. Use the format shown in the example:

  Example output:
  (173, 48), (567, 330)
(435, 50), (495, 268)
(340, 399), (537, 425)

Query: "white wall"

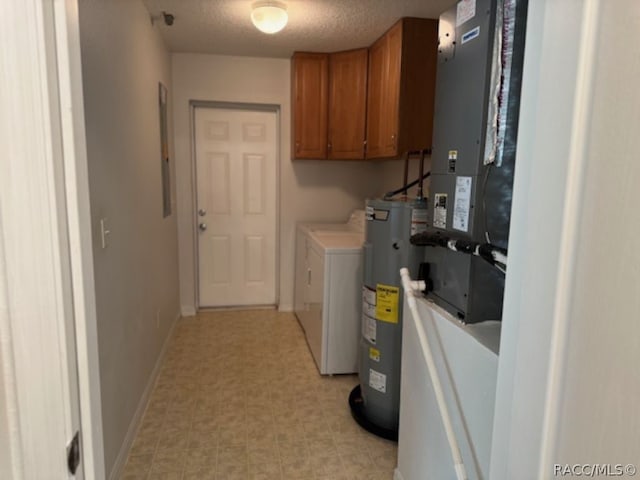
(398, 300), (499, 480)
(377, 156), (432, 200)
(491, 0), (640, 477)
(552, 1), (640, 467)
(78, 0), (180, 476)
(172, 53), (395, 313)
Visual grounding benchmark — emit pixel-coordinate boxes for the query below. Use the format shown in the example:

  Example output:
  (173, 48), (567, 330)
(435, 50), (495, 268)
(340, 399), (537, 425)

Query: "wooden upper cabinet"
(367, 22), (402, 158)
(366, 18), (439, 159)
(292, 52), (329, 159)
(366, 36), (386, 160)
(292, 49), (368, 160)
(327, 49), (368, 159)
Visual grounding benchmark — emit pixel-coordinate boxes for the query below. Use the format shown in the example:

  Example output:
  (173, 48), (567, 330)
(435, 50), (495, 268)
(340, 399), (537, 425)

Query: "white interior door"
(195, 107), (277, 307)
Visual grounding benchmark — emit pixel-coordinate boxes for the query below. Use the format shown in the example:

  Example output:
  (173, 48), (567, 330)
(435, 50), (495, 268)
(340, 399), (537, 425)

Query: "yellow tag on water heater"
(376, 284), (399, 324)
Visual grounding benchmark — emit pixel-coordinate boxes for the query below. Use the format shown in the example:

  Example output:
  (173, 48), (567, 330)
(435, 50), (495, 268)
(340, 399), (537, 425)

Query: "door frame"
(189, 101), (281, 310)
(489, 0), (600, 477)
(1, 0), (104, 478)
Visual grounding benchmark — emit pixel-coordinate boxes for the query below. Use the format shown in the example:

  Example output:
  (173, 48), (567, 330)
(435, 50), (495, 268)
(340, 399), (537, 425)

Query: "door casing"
(190, 101), (281, 310)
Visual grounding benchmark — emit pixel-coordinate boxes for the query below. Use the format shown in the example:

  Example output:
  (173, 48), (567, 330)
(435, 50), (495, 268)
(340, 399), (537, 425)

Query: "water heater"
(349, 198), (425, 439)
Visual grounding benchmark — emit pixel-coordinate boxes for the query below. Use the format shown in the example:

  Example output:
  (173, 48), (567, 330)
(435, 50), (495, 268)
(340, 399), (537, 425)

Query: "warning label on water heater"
(453, 176), (472, 232)
(369, 369), (387, 393)
(362, 301), (376, 320)
(362, 313), (376, 345)
(376, 284), (399, 324)
(362, 286), (376, 306)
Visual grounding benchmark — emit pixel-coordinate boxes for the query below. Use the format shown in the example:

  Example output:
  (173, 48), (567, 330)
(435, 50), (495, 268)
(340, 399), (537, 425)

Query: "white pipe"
(400, 268), (468, 480)
(492, 250), (508, 266)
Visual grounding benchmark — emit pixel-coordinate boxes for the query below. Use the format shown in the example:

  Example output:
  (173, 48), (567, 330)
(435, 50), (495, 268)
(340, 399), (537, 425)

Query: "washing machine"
(294, 211), (365, 374)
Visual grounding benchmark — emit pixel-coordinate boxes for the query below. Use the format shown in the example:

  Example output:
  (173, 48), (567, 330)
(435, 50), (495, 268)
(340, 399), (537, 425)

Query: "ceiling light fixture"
(251, 1), (288, 34)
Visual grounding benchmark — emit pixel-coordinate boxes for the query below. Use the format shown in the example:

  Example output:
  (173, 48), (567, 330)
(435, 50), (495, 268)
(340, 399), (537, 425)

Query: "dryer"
(294, 211), (364, 374)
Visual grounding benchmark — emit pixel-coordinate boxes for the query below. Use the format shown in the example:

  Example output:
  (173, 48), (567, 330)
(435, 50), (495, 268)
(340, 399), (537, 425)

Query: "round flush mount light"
(251, 1), (288, 34)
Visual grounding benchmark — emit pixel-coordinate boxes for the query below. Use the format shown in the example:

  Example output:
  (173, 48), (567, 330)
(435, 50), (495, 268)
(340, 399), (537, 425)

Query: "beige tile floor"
(121, 309), (397, 480)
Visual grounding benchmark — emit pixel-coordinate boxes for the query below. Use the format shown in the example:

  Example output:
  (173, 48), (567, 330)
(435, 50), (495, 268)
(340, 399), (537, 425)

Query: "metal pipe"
(417, 149), (426, 199)
(402, 151), (411, 196)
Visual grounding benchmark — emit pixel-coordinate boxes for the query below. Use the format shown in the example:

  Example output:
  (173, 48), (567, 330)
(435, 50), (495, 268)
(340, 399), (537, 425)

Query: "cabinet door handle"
(307, 268), (311, 285)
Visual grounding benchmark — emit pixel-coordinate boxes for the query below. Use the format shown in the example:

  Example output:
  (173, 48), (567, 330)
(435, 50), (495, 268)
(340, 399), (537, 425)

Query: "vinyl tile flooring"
(121, 309), (397, 480)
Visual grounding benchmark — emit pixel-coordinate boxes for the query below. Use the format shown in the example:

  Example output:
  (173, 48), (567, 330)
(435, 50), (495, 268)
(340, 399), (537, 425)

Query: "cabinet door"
(292, 53), (328, 159)
(328, 49), (368, 159)
(365, 18), (437, 159)
(366, 35), (387, 158)
(397, 18), (438, 154)
(381, 21), (402, 157)
(367, 21), (403, 159)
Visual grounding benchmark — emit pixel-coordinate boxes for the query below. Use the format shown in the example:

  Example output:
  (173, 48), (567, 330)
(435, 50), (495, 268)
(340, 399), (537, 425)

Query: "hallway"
(122, 310), (397, 479)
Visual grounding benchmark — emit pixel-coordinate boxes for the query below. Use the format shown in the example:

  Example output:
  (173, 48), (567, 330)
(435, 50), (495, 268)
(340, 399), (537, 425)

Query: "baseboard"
(394, 467), (405, 480)
(181, 305), (196, 316)
(278, 304), (293, 312)
(107, 312), (180, 480)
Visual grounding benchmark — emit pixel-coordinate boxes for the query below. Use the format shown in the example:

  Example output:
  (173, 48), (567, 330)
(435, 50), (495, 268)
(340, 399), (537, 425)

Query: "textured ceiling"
(142, 0), (458, 58)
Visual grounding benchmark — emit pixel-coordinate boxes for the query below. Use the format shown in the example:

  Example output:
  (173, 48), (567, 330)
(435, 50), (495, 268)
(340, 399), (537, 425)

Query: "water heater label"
(373, 209), (389, 221)
(362, 286), (376, 306)
(369, 369), (387, 393)
(434, 194), (447, 229)
(363, 301), (376, 319)
(362, 314), (377, 344)
(456, 0), (476, 27)
(410, 208), (428, 236)
(369, 347), (381, 362)
(376, 284), (399, 323)
(365, 205), (374, 220)
(453, 176), (472, 232)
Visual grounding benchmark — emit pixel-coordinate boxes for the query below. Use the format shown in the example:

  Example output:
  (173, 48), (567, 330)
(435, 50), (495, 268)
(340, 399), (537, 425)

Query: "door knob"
(199, 223), (207, 232)
(198, 209), (206, 217)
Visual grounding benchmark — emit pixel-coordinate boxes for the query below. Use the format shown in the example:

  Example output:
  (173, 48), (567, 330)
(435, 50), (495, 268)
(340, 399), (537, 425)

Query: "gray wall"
(78, 0), (180, 476)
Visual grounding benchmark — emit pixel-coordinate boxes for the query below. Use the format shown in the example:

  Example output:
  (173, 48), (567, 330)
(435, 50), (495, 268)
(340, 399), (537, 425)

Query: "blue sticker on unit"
(461, 26), (480, 45)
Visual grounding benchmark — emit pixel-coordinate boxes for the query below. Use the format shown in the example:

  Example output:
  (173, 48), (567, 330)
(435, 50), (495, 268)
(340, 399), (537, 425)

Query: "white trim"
(393, 468), (405, 480)
(0, 236), (23, 480)
(536, 0), (600, 474)
(1, 0), (82, 477)
(190, 102), (281, 309)
(52, 0), (106, 477)
(181, 305), (197, 317)
(108, 313), (180, 480)
(489, 1), (603, 478)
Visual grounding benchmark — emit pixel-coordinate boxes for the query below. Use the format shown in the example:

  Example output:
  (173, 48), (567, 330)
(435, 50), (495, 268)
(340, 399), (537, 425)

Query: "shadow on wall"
(293, 156), (433, 195)
(293, 159), (378, 188)
(290, 156), (433, 221)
